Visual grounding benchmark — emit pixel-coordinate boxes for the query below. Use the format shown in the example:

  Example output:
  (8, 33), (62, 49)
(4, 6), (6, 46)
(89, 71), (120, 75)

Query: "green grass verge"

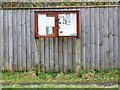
(0, 84), (119, 88)
(1, 68), (119, 84)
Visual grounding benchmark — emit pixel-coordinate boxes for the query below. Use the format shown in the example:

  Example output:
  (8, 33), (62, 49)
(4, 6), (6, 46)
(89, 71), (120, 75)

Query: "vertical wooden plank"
(49, 38), (54, 72)
(103, 8), (109, 70)
(3, 10), (9, 71)
(59, 38), (63, 72)
(35, 39), (40, 72)
(99, 8), (105, 71)
(26, 10), (31, 70)
(34, 9), (41, 72)
(12, 10), (17, 71)
(63, 38), (68, 72)
(85, 8), (90, 70)
(21, 10), (26, 71)
(74, 8), (81, 73)
(45, 38), (50, 72)
(17, 10), (22, 71)
(108, 8), (114, 69)
(113, 7), (119, 68)
(54, 38), (59, 72)
(40, 38), (45, 72)
(81, 8), (86, 70)
(0, 10), (3, 70)
(67, 38), (73, 71)
(72, 38), (76, 72)
(118, 7), (120, 68)
(8, 10), (13, 71)
(94, 8), (100, 69)
(90, 8), (95, 69)
(30, 9), (36, 70)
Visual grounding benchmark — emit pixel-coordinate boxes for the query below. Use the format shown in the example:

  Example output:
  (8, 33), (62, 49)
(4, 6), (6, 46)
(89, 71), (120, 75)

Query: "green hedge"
(0, 2), (119, 8)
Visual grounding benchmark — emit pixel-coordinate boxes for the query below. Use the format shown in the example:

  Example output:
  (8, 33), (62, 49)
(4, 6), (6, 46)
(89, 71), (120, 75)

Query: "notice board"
(34, 11), (80, 38)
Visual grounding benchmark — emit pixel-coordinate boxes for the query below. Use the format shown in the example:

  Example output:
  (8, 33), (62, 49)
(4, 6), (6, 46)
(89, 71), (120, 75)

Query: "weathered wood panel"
(54, 38), (59, 72)
(17, 10), (22, 71)
(8, 10), (13, 71)
(21, 10), (27, 71)
(99, 8), (105, 70)
(118, 7), (120, 68)
(104, 8), (109, 70)
(94, 8), (100, 69)
(67, 38), (72, 71)
(12, 10), (17, 71)
(0, 6), (119, 72)
(63, 38), (68, 72)
(26, 10), (31, 70)
(113, 7), (119, 68)
(108, 8), (114, 69)
(3, 10), (9, 70)
(85, 8), (91, 71)
(81, 8), (86, 70)
(90, 8), (95, 70)
(30, 9), (36, 70)
(0, 10), (3, 70)
(49, 38), (54, 72)
(45, 38), (50, 72)
(40, 38), (45, 72)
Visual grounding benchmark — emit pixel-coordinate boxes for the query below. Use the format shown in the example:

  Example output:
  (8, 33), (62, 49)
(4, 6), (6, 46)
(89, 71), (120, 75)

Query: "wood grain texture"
(45, 38), (50, 72)
(113, 7), (119, 68)
(40, 38), (45, 72)
(104, 8), (109, 70)
(94, 8), (100, 69)
(21, 10), (26, 71)
(90, 8), (95, 69)
(12, 10), (17, 71)
(50, 38), (54, 72)
(0, 10), (3, 70)
(30, 9), (36, 70)
(54, 38), (59, 72)
(85, 8), (90, 71)
(3, 10), (9, 70)
(81, 8), (86, 70)
(63, 38), (68, 72)
(26, 10), (31, 70)
(67, 38), (72, 71)
(72, 38), (76, 72)
(0, 7), (119, 72)
(108, 8), (114, 69)
(99, 8), (105, 71)
(58, 38), (63, 72)
(8, 10), (13, 71)
(118, 7), (120, 68)
(17, 10), (22, 71)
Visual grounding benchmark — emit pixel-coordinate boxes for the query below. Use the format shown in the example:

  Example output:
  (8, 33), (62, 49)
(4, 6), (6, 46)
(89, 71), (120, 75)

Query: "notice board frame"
(34, 10), (80, 38)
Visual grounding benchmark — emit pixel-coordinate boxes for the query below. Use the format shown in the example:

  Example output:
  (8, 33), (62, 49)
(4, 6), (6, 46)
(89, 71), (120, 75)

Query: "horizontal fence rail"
(0, 7), (119, 72)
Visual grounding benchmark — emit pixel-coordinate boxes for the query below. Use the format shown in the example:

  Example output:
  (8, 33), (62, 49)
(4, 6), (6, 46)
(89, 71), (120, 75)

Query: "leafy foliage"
(0, 2), (119, 8)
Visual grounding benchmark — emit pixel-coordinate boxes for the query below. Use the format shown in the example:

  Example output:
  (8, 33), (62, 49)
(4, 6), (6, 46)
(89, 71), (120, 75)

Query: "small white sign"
(38, 14), (46, 35)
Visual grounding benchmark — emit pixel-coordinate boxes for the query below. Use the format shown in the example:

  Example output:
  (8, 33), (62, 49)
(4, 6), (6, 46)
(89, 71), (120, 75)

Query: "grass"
(0, 84), (119, 88)
(1, 68), (119, 84)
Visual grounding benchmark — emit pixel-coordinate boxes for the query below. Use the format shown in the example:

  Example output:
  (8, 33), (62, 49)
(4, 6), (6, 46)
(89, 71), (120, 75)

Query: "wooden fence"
(0, 6), (119, 72)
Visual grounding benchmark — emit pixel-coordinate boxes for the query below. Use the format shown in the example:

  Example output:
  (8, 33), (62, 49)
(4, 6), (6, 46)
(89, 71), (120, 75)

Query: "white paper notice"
(38, 14), (46, 35)
(58, 13), (77, 36)
(70, 13), (77, 36)
(46, 17), (55, 27)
